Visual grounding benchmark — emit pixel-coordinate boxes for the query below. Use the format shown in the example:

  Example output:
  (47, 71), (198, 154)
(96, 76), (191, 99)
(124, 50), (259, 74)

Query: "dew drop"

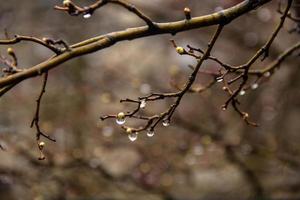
(216, 77), (223, 83)
(83, 13), (92, 19)
(116, 112), (126, 125)
(251, 83), (259, 90)
(140, 100), (146, 109)
(239, 90), (246, 96)
(116, 118), (125, 125)
(162, 120), (170, 127)
(128, 132), (138, 142)
(147, 129), (155, 137)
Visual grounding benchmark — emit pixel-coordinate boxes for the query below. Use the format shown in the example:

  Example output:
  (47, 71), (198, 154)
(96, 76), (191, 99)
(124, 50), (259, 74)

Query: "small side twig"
(30, 72), (56, 142)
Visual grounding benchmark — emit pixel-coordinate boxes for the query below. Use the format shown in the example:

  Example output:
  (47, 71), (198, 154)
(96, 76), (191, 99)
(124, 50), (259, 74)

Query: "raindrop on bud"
(251, 83), (259, 90)
(116, 112), (126, 125)
(128, 133), (137, 142)
(127, 129), (138, 142)
(239, 90), (246, 96)
(216, 77), (223, 83)
(162, 119), (170, 127)
(147, 129), (155, 137)
(140, 100), (146, 109)
(83, 13), (92, 19)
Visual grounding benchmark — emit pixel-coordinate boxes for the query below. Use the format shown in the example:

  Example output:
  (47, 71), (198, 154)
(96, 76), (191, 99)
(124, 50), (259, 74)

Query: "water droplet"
(116, 118), (125, 125)
(116, 112), (126, 125)
(83, 13), (92, 19)
(128, 132), (138, 142)
(147, 129), (155, 137)
(140, 100), (146, 109)
(222, 107), (227, 111)
(239, 90), (246, 96)
(162, 119), (170, 127)
(264, 72), (271, 77)
(251, 83), (259, 90)
(216, 77), (223, 83)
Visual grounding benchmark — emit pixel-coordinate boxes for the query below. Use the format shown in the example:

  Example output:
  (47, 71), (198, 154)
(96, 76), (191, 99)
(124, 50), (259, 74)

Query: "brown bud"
(38, 141), (45, 149)
(63, 0), (71, 7)
(184, 7), (191, 20)
(176, 47), (185, 55)
(7, 47), (14, 55)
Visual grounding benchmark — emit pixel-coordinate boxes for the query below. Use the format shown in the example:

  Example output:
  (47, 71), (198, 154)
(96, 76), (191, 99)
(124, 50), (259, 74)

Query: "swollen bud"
(184, 7), (191, 20)
(38, 141), (45, 149)
(63, 0), (71, 7)
(176, 47), (185, 55)
(7, 47), (14, 55)
(126, 127), (132, 134)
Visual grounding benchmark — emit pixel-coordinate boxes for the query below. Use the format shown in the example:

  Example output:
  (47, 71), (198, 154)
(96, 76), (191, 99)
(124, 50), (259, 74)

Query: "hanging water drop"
(128, 132), (138, 142)
(116, 112), (126, 125)
(147, 129), (155, 137)
(140, 100), (146, 109)
(83, 13), (92, 19)
(162, 119), (170, 127)
(239, 90), (246, 96)
(251, 83), (259, 90)
(216, 77), (223, 83)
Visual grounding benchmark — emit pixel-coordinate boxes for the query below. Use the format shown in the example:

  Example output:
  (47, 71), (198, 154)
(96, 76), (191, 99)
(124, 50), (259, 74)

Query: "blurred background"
(0, 0), (300, 199)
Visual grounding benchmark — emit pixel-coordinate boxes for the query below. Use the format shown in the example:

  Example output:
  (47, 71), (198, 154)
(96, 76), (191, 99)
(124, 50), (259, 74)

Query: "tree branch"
(0, 0), (271, 90)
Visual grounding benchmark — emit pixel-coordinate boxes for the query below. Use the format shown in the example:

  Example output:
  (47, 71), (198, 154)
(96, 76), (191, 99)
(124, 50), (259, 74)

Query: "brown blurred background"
(0, 0), (300, 199)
